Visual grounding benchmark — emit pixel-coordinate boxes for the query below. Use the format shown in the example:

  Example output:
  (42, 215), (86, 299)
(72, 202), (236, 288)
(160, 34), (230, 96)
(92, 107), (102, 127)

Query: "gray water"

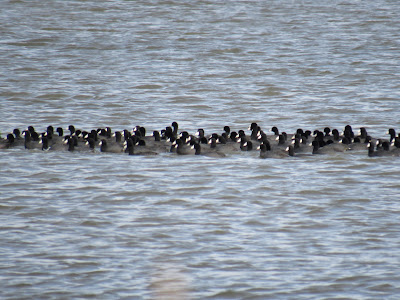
(1, 0), (400, 299)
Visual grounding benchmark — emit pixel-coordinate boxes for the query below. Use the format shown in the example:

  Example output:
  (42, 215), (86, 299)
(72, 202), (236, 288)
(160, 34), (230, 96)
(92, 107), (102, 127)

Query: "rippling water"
(1, 0), (400, 299)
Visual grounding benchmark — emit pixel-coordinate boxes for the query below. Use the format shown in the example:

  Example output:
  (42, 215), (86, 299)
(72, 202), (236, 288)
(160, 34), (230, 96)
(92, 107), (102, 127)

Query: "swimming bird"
(192, 143), (226, 157)
(152, 130), (161, 142)
(357, 127), (368, 140)
(388, 128), (396, 143)
(39, 136), (50, 151)
(229, 131), (238, 142)
(271, 126), (279, 136)
(291, 137), (312, 154)
(11, 129), (24, 147)
(174, 139), (195, 155)
(368, 142), (392, 157)
(0, 134), (15, 149)
(63, 136), (76, 152)
(249, 122), (259, 140)
(171, 122), (179, 138)
(23, 130), (41, 150)
(99, 139), (123, 153)
(258, 143), (288, 158)
(85, 138), (96, 151)
(123, 138), (158, 155)
(286, 145), (295, 157)
(347, 137), (368, 151)
(240, 140), (253, 151)
(343, 125), (355, 139)
(68, 125), (76, 136)
(223, 126), (230, 137)
(206, 136), (237, 154)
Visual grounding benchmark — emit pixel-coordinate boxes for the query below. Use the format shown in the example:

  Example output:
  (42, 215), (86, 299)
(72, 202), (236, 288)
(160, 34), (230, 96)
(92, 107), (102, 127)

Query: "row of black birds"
(1, 122), (400, 158)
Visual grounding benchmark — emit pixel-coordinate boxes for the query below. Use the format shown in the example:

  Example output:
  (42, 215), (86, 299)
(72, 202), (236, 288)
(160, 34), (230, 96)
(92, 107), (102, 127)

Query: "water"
(1, 0), (400, 299)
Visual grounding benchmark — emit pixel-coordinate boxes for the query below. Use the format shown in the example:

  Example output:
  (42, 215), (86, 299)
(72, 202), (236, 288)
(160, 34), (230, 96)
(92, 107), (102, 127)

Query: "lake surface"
(1, 0), (400, 299)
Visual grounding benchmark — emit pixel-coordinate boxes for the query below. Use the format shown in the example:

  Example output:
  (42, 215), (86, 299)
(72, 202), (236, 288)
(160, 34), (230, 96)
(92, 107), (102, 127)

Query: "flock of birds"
(1, 122), (400, 158)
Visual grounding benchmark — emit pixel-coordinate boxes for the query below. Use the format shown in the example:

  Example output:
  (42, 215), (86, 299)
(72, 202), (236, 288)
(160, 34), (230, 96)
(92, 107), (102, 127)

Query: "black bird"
(85, 138), (96, 151)
(240, 140), (253, 151)
(258, 143), (288, 158)
(40, 136), (50, 151)
(223, 126), (230, 137)
(368, 142), (391, 157)
(192, 143), (226, 157)
(124, 138), (158, 156)
(11, 129), (24, 147)
(152, 130), (161, 142)
(171, 122), (179, 138)
(0, 134), (15, 149)
(68, 125), (76, 136)
(388, 128), (396, 143)
(99, 139), (122, 153)
(174, 139), (195, 155)
(23, 130), (41, 150)
(271, 126), (279, 136)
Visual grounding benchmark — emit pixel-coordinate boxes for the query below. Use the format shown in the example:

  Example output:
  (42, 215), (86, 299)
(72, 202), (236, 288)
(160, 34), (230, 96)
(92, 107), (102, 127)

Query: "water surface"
(1, 0), (400, 299)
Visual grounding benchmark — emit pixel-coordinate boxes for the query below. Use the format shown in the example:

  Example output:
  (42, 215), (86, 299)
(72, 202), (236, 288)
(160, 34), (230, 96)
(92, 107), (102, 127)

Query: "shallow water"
(1, 0), (400, 299)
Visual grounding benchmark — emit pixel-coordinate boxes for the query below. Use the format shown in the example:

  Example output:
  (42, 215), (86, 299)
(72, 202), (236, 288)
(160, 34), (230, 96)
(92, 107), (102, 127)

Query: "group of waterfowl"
(1, 122), (400, 158)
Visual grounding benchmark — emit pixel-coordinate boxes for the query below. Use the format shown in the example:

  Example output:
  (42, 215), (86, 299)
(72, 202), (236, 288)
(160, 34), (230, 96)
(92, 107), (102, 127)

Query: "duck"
(99, 139), (123, 153)
(229, 131), (238, 142)
(388, 128), (396, 143)
(273, 134), (287, 148)
(39, 136), (50, 151)
(162, 126), (174, 140)
(347, 137), (368, 151)
(171, 122), (179, 138)
(98, 127), (112, 140)
(248, 122), (260, 140)
(206, 136), (238, 154)
(0, 134), (15, 149)
(175, 139), (195, 155)
(135, 132), (167, 154)
(124, 138), (135, 155)
(124, 138), (158, 156)
(63, 136), (76, 152)
(240, 140), (253, 151)
(343, 125), (355, 139)
(84, 138), (96, 151)
(312, 138), (351, 154)
(368, 141), (392, 157)
(152, 130), (161, 142)
(257, 131), (269, 144)
(132, 126), (146, 139)
(286, 145), (295, 157)
(357, 127), (368, 140)
(291, 137), (312, 154)
(223, 126), (230, 137)
(258, 143), (288, 159)
(390, 137), (400, 156)
(258, 143), (269, 158)
(271, 126), (279, 136)
(311, 140), (340, 154)
(208, 137), (222, 151)
(43, 126), (55, 145)
(23, 130), (41, 150)
(192, 143), (226, 158)
(323, 127), (331, 137)
(67, 125), (77, 136)
(285, 145), (313, 157)
(11, 128), (24, 147)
